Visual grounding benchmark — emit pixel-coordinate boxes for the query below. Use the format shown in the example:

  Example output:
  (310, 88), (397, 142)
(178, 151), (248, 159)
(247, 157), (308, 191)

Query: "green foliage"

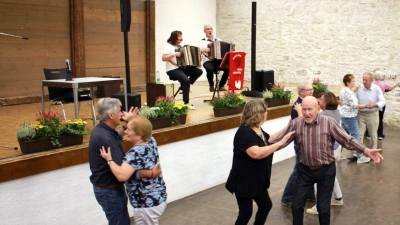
(16, 111), (88, 147)
(312, 77), (329, 92)
(209, 91), (246, 108)
(62, 119), (88, 135)
(139, 96), (189, 121)
(265, 83), (293, 100)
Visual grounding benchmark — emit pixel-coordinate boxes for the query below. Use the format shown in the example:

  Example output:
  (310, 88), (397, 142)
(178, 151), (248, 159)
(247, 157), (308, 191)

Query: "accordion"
(207, 40), (235, 60)
(175, 45), (202, 68)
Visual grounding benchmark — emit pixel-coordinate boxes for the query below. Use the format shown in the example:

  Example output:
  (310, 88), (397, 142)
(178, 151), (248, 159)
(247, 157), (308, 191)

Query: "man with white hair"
(89, 98), (160, 224)
(200, 24), (229, 92)
(371, 69), (397, 139)
(356, 72), (386, 150)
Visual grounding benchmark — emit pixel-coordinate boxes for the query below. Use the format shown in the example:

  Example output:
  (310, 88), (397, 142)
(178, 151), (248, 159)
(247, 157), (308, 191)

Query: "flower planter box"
(213, 104), (245, 117)
(178, 115), (187, 125)
(150, 117), (173, 130)
(18, 134), (83, 154)
(265, 99), (290, 107)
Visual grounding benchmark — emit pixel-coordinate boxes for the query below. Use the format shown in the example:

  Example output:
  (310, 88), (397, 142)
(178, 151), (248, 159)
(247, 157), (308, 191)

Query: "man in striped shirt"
(273, 96), (383, 225)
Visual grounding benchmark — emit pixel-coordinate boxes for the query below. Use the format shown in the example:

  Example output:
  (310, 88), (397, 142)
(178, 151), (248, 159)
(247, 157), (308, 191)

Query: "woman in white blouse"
(339, 74), (370, 163)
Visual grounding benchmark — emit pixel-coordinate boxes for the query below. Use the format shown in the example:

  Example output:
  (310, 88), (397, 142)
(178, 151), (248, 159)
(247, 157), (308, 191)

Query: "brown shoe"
(219, 86), (227, 91)
(209, 86), (215, 92)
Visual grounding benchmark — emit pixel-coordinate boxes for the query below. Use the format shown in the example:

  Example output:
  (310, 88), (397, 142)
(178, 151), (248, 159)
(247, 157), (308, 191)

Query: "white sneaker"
(188, 104), (195, 110)
(331, 198), (343, 206)
(357, 156), (371, 164)
(306, 205), (318, 215)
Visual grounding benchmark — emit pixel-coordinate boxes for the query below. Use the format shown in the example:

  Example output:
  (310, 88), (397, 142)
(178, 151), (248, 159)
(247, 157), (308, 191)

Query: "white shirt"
(356, 83), (386, 111)
(339, 86), (359, 118)
(163, 43), (179, 72)
(199, 37), (221, 63)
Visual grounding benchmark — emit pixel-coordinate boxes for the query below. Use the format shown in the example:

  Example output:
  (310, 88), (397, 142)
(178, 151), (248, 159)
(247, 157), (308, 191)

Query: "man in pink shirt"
(372, 69), (397, 139)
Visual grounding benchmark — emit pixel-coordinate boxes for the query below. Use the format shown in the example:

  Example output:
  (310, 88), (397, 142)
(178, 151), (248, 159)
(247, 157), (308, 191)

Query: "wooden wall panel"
(0, 0), (151, 101)
(0, 1), (70, 98)
(84, 0), (148, 90)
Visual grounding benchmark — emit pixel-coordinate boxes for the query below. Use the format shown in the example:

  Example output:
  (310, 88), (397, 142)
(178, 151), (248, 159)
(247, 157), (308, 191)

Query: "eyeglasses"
(302, 88), (314, 92)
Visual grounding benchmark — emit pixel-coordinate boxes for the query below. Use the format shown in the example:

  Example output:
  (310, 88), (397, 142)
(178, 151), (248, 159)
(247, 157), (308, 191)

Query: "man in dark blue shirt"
(89, 98), (160, 225)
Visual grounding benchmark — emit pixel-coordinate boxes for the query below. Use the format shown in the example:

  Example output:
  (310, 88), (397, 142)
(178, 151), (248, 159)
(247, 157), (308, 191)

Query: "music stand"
(203, 59), (225, 102)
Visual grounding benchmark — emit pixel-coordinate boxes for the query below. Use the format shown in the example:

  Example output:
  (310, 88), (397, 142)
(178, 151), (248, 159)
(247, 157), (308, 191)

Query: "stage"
(0, 81), (312, 182)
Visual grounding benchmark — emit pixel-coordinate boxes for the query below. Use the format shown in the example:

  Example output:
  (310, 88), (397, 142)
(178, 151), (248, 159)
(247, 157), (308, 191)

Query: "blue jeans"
(93, 185), (130, 225)
(281, 144), (315, 204)
(341, 117), (362, 158)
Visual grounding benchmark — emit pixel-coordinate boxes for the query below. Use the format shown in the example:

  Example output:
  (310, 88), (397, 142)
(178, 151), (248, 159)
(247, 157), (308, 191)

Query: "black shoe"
(347, 156), (357, 162)
(281, 200), (291, 208)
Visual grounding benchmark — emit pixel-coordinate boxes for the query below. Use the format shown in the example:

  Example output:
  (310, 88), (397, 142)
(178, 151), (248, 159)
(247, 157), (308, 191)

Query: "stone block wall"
(217, 0), (400, 126)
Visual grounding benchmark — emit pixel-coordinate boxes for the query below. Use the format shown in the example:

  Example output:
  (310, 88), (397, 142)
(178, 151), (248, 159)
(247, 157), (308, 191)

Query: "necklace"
(252, 128), (267, 145)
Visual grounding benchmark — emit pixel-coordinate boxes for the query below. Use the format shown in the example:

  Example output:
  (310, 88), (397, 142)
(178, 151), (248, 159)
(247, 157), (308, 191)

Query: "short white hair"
(373, 69), (386, 80)
(203, 24), (213, 30)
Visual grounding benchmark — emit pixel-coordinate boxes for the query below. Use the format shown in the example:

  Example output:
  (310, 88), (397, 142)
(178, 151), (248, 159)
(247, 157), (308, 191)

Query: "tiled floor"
(160, 125), (400, 225)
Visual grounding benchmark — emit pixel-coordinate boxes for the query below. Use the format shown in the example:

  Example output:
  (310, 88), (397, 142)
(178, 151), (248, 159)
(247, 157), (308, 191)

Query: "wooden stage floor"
(0, 80), (339, 160)
(0, 80), (251, 159)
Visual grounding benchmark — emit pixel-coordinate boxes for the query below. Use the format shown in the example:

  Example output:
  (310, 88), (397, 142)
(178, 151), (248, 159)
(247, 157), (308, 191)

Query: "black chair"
(43, 68), (96, 125)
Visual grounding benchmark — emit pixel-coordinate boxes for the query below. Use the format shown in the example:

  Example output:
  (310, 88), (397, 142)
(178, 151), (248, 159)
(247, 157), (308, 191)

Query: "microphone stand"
(0, 32), (29, 40)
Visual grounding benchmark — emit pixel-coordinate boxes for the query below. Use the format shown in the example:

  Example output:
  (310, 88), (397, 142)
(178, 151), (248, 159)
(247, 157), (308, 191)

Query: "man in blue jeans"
(281, 81), (316, 207)
(89, 98), (161, 224)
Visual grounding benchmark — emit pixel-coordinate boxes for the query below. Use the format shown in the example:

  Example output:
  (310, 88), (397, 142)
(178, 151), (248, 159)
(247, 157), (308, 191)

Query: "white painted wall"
(0, 116), (294, 225)
(155, 0), (217, 83)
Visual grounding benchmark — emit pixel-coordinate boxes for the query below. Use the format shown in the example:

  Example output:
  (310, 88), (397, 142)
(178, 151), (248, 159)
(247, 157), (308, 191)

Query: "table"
(41, 77), (127, 119)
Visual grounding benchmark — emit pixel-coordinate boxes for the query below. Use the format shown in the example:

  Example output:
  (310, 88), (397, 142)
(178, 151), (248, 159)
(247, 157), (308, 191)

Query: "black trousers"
(378, 106), (385, 136)
(203, 60), (229, 87)
(166, 67), (202, 104)
(292, 162), (336, 225)
(235, 190), (272, 225)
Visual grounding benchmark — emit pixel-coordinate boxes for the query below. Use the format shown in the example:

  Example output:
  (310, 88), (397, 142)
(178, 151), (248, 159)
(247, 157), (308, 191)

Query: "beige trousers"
(133, 201), (167, 225)
(357, 111), (379, 149)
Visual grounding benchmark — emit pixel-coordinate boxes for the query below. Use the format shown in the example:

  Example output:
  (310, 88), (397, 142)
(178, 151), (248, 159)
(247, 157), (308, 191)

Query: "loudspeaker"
(120, 0), (131, 32)
(146, 83), (175, 107)
(111, 92), (141, 111)
(254, 70), (274, 92)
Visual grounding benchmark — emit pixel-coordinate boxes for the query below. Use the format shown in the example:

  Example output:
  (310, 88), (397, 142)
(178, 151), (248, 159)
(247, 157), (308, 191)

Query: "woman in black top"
(226, 99), (295, 225)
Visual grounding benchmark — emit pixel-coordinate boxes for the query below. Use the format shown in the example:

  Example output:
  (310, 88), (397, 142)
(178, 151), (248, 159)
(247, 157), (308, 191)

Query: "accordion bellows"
(176, 45), (202, 68)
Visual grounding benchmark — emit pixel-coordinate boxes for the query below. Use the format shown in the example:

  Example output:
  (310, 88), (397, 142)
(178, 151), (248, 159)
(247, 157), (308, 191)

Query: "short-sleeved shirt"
(123, 136), (167, 208)
(89, 122), (125, 187)
(163, 43), (179, 72)
(225, 126), (272, 198)
(339, 86), (359, 118)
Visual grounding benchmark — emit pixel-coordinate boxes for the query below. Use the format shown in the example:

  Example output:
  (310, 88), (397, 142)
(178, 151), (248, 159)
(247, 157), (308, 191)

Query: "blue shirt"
(89, 122), (125, 187)
(123, 136), (167, 208)
(356, 83), (386, 111)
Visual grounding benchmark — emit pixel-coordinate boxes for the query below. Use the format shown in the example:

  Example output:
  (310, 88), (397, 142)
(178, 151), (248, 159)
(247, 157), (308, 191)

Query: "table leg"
(123, 79), (128, 111)
(73, 84), (79, 119)
(41, 81), (45, 112)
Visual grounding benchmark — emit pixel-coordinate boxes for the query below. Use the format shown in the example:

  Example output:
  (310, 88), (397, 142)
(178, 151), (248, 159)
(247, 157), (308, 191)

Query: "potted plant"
(172, 102), (189, 125)
(312, 77), (329, 98)
(16, 111), (88, 154)
(139, 96), (188, 129)
(263, 83), (293, 107)
(209, 91), (246, 117)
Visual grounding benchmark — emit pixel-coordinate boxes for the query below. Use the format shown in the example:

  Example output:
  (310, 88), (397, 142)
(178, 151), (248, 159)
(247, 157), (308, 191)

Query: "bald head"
(302, 96), (320, 123)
